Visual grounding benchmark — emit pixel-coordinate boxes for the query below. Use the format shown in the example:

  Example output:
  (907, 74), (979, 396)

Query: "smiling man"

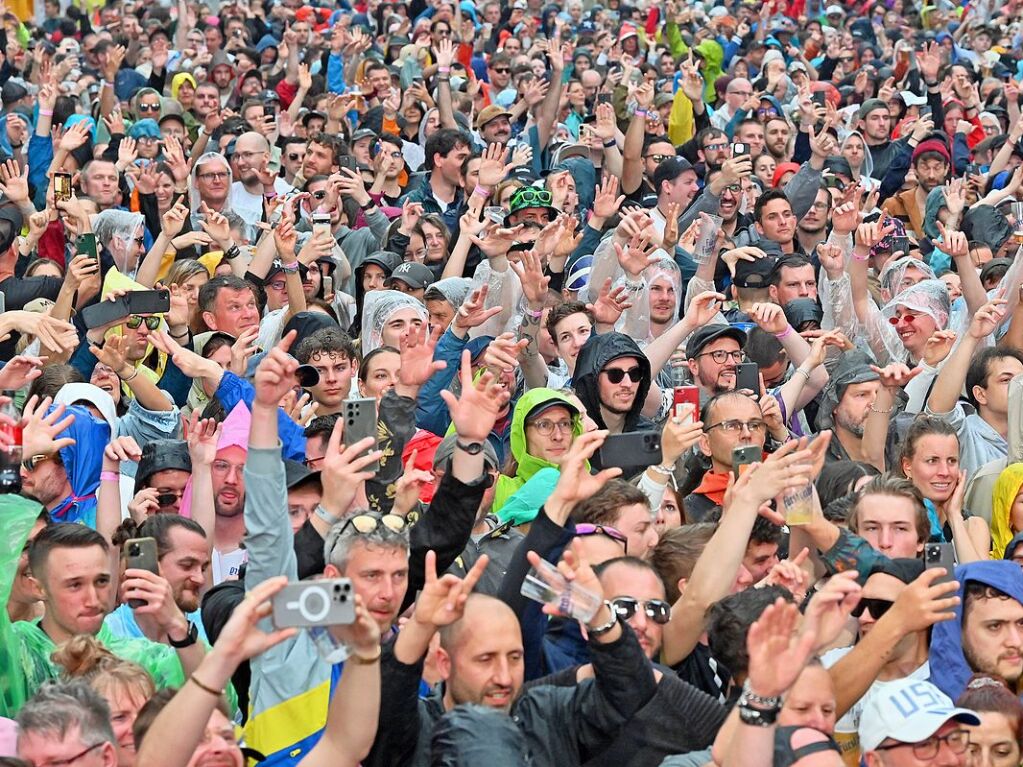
(685, 324), (748, 399)
(294, 329), (359, 416)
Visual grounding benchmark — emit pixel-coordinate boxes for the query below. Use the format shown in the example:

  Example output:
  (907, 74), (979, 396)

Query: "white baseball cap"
(859, 679), (980, 753)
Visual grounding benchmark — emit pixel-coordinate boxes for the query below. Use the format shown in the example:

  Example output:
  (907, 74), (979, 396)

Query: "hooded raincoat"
(990, 463), (1023, 558)
(361, 290), (428, 354)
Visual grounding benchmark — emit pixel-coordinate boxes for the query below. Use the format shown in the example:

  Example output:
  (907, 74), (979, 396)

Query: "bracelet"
(773, 325), (793, 340)
(349, 646), (382, 664)
(120, 367), (139, 383)
(869, 404), (894, 414)
(438, 66), (451, 73)
(853, 253), (869, 262)
(188, 674), (224, 697)
(603, 138), (617, 148)
(624, 278), (644, 292)
(587, 601), (619, 637)
(794, 367), (811, 381)
(634, 108), (648, 117)
(361, 199), (376, 210)
(223, 244), (241, 261)
(169, 328), (189, 340)
(648, 464), (674, 477)
(39, 108), (53, 117)
(281, 260), (300, 274)
(100, 471), (119, 483)
(739, 679), (783, 710)
(100, 79), (112, 89)
(472, 184), (491, 199)
(524, 305), (543, 319)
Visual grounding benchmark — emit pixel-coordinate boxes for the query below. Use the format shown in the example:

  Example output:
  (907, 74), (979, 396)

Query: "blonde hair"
(51, 635), (156, 702)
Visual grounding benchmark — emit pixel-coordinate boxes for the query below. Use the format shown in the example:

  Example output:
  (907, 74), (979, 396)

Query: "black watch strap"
(168, 620), (199, 648)
(455, 439), (484, 455)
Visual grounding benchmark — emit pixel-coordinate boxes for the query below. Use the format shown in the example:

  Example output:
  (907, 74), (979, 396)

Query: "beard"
(963, 635), (1023, 687)
(834, 408), (865, 437)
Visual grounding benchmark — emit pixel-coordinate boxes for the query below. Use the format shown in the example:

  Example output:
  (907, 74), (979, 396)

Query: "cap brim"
(286, 470), (322, 490)
(866, 710), (980, 752)
(524, 397), (580, 423)
(688, 327), (748, 357)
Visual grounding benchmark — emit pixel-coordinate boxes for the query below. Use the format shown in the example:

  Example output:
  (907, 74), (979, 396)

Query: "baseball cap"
(651, 156), (695, 192)
(284, 459), (321, 491)
(385, 261), (435, 290)
(351, 128), (377, 143)
(980, 257), (1012, 284)
(432, 433), (500, 470)
(857, 98), (888, 120)
(859, 679), (979, 752)
(733, 254), (779, 289)
(685, 324), (747, 359)
(825, 4), (845, 14)
(476, 104), (512, 131)
(524, 396), (579, 424)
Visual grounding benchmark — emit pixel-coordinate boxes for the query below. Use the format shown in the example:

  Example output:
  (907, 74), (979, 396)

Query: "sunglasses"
(574, 523), (628, 553)
(610, 596), (672, 625)
(512, 188), (553, 207)
(287, 152), (302, 161)
(492, 67), (510, 73)
(126, 315), (161, 330)
(21, 454), (56, 472)
(156, 492), (180, 507)
(850, 597), (894, 620)
(339, 513), (408, 536)
(138, 103), (161, 112)
(601, 366), (643, 384)
(888, 313), (918, 326)
(645, 154), (672, 163)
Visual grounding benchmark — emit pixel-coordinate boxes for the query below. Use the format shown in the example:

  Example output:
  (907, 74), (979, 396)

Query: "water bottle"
(0, 392), (22, 494)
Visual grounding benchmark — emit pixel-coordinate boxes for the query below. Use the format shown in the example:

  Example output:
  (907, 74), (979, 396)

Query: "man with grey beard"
(817, 351), (895, 465)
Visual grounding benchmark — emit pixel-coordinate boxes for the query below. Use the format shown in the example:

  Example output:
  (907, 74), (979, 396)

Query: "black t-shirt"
(294, 519), (325, 580)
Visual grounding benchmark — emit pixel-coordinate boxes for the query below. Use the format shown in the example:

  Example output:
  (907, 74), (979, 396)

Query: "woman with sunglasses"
(898, 416), (989, 563)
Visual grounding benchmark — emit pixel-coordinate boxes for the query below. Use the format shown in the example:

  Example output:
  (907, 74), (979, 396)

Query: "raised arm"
(927, 299), (1005, 414)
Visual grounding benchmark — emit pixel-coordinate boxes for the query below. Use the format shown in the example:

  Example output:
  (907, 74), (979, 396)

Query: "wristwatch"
(455, 439), (484, 455)
(168, 620), (199, 648)
(223, 244), (241, 261)
(587, 601), (619, 638)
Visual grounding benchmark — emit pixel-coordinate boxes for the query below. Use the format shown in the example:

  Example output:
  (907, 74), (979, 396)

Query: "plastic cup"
(1012, 203), (1023, 242)
(782, 472), (815, 527)
(693, 214), (723, 264)
(521, 559), (602, 623)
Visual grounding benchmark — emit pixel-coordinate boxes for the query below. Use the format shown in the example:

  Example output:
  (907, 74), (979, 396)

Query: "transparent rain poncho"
(361, 290), (427, 354)
(429, 276), (473, 310)
(615, 257), (684, 345)
(878, 255), (937, 301)
(93, 209), (146, 276)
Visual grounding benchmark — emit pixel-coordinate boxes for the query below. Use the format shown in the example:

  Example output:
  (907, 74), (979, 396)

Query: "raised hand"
(592, 175), (626, 221)
(253, 331), (299, 408)
(411, 550), (489, 629)
(0, 159), (29, 203)
(22, 396), (76, 457)
(546, 431), (623, 519)
(452, 285), (502, 332)
(183, 410), (222, 466)
(968, 298), (1007, 340)
(439, 349), (512, 441)
(870, 362), (922, 389)
(586, 277), (633, 326)
(0, 354), (44, 391)
(477, 142), (512, 188)
(614, 231), (660, 278)
(509, 247), (551, 306)
(816, 243), (845, 279)
(746, 598), (819, 698)
(207, 576), (299, 665)
(398, 323), (447, 388)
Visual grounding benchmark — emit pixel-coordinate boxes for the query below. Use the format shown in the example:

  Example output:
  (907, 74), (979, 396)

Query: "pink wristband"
(853, 253), (869, 262)
(438, 66), (451, 73)
(100, 471), (119, 483)
(774, 325), (793, 340)
(473, 185), (491, 199)
(39, 109), (53, 116)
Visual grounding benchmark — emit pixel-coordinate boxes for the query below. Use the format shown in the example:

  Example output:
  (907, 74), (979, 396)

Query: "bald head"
(440, 593), (519, 653)
(237, 131), (271, 154)
(726, 78), (753, 109)
(234, 131), (271, 185)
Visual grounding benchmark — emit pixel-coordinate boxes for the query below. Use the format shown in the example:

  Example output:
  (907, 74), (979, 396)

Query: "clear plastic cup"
(520, 558), (602, 623)
(782, 472), (814, 526)
(693, 214), (723, 264)
(1012, 202), (1023, 243)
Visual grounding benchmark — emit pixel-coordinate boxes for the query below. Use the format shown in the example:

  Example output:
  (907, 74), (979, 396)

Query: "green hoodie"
(493, 388), (584, 518)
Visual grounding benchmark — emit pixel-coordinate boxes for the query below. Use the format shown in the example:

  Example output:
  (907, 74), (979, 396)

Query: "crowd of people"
(3, 0), (1023, 765)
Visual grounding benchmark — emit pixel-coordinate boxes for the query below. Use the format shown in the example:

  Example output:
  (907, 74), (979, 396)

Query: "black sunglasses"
(601, 366), (643, 384)
(610, 596), (672, 625)
(850, 597), (894, 620)
(287, 152), (302, 161)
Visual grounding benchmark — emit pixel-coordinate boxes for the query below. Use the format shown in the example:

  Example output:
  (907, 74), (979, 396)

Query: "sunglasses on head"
(850, 597), (894, 620)
(601, 366), (643, 384)
(574, 523), (628, 553)
(610, 596), (672, 624)
(126, 315), (161, 330)
(339, 513), (408, 536)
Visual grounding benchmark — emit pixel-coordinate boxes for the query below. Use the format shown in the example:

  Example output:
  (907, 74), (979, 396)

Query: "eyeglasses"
(703, 419), (766, 434)
(874, 730), (970, 760)
(198, 171), (228, 181)
(126, 315), (161, 330)
(527, 418), (574, 436)
(757, 108), (779, 118)
(511, 188), (553, 207)
(211, 459), (245, 475)
(697, 349), (744, 364)
(21, 453), (56, 472)
(574, 523), (628, 553)
(434, 27), (451, 35)
(339, 513), (408, 535)
(305, 455), (324, 469)
(645, 154), (672, 163)
(601, 366), (643, 384)
(850, 597), (894, 620)
(138, 103), (161, 112)
(721, 183), (741, 193)
(268, 279), (287, 291)
(703, 142), (729, 151)
(492, 66), (510, 73)
(729, 89), (753, 97)
(30, 741), (106, 767)
(610, 596), (672, 625)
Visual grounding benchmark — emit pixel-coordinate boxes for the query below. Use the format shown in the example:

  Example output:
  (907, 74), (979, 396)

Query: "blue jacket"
(929, 560), (1023, 700)
(49, 405), (110, 528)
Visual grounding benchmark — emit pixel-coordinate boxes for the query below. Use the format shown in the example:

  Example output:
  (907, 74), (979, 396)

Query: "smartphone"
(735, 362), (760, 394)
(484, 206), (506, 224)
(811, 91), (827, 107)
(322, 275), (333, 297)
(732, 142), (750, 157)
(891, 236), (910, 255)
(924, 542), (955, 587)
(598, 431), (663, 469)
(124, 537), (159, 609)
(312, 212), (331, 236)
(263, 104), (275, 118)
(127, 289), (171, 315)
(673, 385), (700, 422)
(597, 92), (611, 104)
(54, 171), (72, 202)
(966, 162), (980, 176)
(343, 397), (379, 473)
(0, 290), (6, 314)
(338, 155), (359, 172)
(732, 445), (761, 478)
(82, 289), (170, 329)
(76, 232), (98, 262)
(271, 578), (356, 628)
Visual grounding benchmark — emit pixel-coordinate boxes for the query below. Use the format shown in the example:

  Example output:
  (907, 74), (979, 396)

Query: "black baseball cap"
(733, 255), (779, 289)
(651, 156), (695, 192)
(685, 324), (747, 359)
(284, 459), (321, 491)
(385, 261), (436, 290)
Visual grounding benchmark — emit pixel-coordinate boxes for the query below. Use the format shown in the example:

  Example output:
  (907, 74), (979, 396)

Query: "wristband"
(349, 646), (382, 664)
(773, 325), (793, 340)
(472, 184), (491, 199)
(924, 79), (939, 88)
(38, 108), (53, 117)
(438, 66), (451, 73)
(524, 305), (543, 319)
(169, 327), (189, 340)
(189, 674), (224, 697)
(281, 260), (300, 274)
(100, 471), (119, 482)
(852, 253), (869, 262)
(314, 503), (343, 525)
(223, 244), (241, 261)
(603, 138), (617, 148)
(634, 108), (648, 117)
(100, 79), (112, 89)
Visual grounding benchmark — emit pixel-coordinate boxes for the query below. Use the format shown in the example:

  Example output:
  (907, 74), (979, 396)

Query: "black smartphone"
(891, 236), (910, 255)
(126, 289), (171, 316)
(966, 162), (980, 176)
(597, 92), (611, 104)
(76, 233), (98, 262)
(732, 445), (761, 478)
(124, 537), (159, 609)
(735, 362), (760, 394)
(263, 104), (276, 118)
(732, 142), (750, 157)
(338, 155), (359, 171)
(811, 91), (827, 107)
(82, 290), (170, 329)
(924, 542), (955, 587)
(598, 431), (663, 469)
(343, 397), (379, 474)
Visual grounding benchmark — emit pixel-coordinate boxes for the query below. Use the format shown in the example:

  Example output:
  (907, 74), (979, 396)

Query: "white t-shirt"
(212, 547), (248, 584)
